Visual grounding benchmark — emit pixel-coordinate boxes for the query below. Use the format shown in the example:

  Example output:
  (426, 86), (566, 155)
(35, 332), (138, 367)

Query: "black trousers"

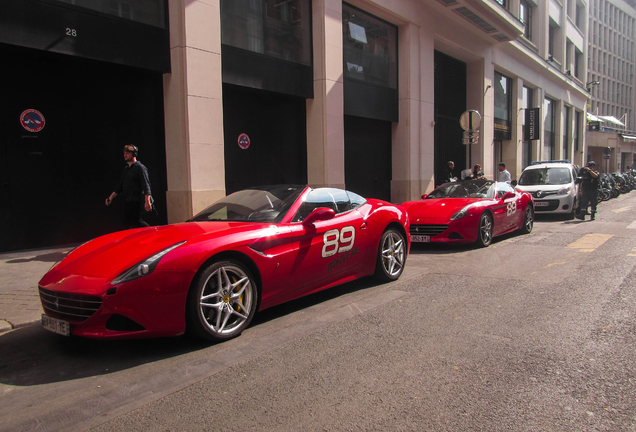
(124, 200), (150, 229)
(578, 189), (598, 214)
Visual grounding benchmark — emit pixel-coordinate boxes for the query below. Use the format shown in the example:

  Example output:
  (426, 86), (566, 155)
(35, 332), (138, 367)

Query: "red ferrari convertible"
(39, 185), (410, 341)
(401, 180), (533, 247)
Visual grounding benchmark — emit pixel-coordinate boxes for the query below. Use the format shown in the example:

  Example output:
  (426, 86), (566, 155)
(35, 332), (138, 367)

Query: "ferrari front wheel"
(187, 260), (258, 342)
(375, 228), (406, 282)
(475, 212), (493, 247)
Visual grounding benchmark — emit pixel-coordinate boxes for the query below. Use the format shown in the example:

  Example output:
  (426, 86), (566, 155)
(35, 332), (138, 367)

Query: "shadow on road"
(0, 276), (378, 387)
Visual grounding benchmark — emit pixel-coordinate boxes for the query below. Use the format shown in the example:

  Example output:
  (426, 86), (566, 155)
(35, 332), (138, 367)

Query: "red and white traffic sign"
(20, 109), (45, 132)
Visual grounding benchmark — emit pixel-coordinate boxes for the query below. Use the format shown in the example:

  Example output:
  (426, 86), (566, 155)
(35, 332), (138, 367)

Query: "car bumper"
(533, 195), (575, 213)
(39, 270), (194, 339)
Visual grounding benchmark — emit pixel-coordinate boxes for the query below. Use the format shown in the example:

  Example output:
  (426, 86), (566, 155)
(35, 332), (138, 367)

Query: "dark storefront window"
(574, 110), (581, 152)
(221, 0), (311, 66)
(563, 106), (570, 160)
(55, 0), (166, 28)
(494, 71), (511, 140)
(342, 4), (397, 89)
(543, 97), (555, 160)
(522, 86), (533, 168)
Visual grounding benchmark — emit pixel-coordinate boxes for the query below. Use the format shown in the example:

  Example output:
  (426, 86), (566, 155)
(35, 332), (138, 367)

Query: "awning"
(621, 134), (636, 141)
(598, 115), (625, 127)
(587, 113), (603, 122)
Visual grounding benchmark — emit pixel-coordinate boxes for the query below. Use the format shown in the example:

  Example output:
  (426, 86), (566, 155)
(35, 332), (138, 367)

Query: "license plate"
(412, 235), (430, 242)
(534, 201), (549, 207)
(41, 315), (70, 336)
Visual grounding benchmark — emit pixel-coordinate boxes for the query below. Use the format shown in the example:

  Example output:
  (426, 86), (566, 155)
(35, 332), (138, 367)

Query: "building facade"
(586, 0), (636, 171)
(0, 0), (590, 252)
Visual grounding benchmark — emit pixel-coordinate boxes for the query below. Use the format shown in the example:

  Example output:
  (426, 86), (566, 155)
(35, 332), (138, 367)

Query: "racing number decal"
(506, 201), (517, 216)
(322, 226), (355, 258)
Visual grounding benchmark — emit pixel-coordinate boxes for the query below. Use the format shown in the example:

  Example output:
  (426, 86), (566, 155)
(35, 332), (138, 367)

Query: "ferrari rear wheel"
(375, 228), (406, 282)
(475, 212), (493, 247)
(521, 206), (534, 234)
(187, 260), (258, 342)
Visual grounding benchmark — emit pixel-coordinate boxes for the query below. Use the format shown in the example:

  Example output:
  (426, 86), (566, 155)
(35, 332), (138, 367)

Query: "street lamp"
(586, 80), (600, 92)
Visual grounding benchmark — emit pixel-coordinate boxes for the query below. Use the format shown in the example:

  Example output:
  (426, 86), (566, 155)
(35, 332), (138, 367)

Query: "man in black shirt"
(105, 145), (152, 228)
(441, 161), (457, 184)
(576, 161), (600, 221)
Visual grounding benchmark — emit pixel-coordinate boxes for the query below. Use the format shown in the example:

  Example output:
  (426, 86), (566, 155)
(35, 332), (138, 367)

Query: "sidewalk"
(0, 245), (76, 334)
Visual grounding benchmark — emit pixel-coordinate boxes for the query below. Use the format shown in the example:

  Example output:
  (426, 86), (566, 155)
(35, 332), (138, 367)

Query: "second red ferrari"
(401, 180), (534, 247)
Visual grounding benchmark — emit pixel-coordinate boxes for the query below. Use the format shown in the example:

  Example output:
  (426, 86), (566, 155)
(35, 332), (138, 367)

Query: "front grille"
(533, 200), (560, 211)
(410, 224), (448, 236)
(39, 287), (102, 322)
(531, 190), (558, 199)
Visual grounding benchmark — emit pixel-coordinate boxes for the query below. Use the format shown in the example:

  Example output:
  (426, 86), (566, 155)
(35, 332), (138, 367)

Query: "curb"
(0, 318), (40, 335)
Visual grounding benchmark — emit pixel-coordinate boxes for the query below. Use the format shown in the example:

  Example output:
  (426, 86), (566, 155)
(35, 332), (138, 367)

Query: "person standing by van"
(105, 145), (152, 228)
(576, 161), (600, 221)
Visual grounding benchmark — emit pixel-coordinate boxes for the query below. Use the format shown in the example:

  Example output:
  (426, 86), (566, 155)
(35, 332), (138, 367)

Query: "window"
(574, 111), (581, 152)
(520, 0), (533, 40)
(221, 0), (312, 66)
(522, 86), (534, 169)
(342, 4), (398, 89)
(55, 0), (166, 28)
(494, 72), (512, 140)
(563, 106), (570, 160)
(543, 98), (555, 160)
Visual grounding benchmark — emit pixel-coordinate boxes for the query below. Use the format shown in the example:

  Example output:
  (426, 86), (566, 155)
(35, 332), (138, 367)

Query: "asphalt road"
(2, 193), (636, 432)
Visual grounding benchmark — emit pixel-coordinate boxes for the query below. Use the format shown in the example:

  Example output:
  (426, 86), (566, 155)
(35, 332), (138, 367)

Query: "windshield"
(519, 167), (571, 185)
(189, 185), (306, 223)
(426, 180), (496, 199)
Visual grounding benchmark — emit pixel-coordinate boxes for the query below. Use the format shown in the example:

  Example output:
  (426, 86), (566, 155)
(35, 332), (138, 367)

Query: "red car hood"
(47, 222), (266, 279)
(402, 198), (483, 223)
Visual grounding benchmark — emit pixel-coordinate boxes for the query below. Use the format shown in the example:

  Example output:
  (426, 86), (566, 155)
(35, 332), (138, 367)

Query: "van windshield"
(518, 167), (571, 186)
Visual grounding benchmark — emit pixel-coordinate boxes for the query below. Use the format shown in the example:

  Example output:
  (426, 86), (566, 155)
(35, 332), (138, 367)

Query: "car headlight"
(111, 241), (186, 285)
(558, 187), (571, 195)
(451, 205), (472, 220)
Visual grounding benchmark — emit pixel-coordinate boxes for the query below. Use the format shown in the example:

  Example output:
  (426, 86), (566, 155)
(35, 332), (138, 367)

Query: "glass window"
(292, 188), (366, 222)
(574, 111), (581, 152)
(543, 98), (555, 160)
(522, 86), (534, 169)
(494, 72), (512, 140)
(520, 0), (533, 40)
(55, 0), (166, 28)
(342, 4), (397, 89)
(221, 0), (312, 66)
(563, 106), (570, 160)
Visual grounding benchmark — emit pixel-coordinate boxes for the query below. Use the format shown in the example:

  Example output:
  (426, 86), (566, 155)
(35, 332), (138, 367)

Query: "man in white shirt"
(497, 162), (511, 183)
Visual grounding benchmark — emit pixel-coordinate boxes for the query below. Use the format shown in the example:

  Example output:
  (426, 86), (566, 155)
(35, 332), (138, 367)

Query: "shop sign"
(494, 118), (511, 140)
(238, 133), (250, 150)
(20, 109), (45, 132)
(524, 108), (540, 140)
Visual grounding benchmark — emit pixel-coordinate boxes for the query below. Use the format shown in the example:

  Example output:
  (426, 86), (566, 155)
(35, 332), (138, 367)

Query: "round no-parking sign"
(20, 109), (45, 132)
(238, 133), (250, 150)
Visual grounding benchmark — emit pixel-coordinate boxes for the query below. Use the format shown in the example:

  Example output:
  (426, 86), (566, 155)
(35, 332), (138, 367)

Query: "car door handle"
(360, 222), (367, 230)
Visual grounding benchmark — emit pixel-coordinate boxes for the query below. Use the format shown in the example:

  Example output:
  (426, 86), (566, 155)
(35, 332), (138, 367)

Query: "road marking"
(566, 234), (613, 252)
(613, 206), (632, 213)
(628, 221), (636, 229)
(629, 247), (636, 257)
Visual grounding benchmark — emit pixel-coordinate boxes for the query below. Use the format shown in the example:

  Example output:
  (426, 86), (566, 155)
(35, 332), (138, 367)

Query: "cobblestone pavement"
(0, 245), (75, 333)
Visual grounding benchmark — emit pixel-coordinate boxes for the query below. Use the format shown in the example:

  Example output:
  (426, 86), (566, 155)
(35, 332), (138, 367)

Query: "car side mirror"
(502, 191), (516, 200)
(302, 207), (336, 226)
(421, 194), (428, 200)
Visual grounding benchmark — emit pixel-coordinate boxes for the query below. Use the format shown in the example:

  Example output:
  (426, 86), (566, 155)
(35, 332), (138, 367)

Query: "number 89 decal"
(322, 226), (355, 258)
(506, 201), (517, 216)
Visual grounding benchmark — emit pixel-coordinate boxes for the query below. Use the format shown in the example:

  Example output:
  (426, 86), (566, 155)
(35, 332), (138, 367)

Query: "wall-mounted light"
(586, 80), (600, 92)
(547, 55), (554, 62)
(565, 70), (571, 76)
